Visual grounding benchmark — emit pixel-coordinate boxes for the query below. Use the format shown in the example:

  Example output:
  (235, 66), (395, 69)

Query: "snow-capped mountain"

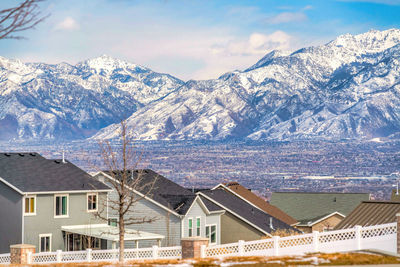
(93, 29), (400, 141)
(0, 55), (184, 140)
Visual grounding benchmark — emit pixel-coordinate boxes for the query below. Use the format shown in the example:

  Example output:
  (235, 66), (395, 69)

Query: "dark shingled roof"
(0, 152), (110, 193)
(201, 189), (299, 234)
(334, 201), (400, 230)
(199, 195), (224, 212)
(102, 169), (196, 215)
(270, 192), (370, 224)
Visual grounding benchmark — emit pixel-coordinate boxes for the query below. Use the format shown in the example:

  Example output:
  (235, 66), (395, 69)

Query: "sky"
(1, 0), (400, 80)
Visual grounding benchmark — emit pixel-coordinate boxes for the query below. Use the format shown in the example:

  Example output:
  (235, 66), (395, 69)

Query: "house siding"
(23, 192), (107, 251)
(0, 182), (22, 253)
(220, 212), (264, 243)
(105, 179), (181, 248)
(298, 214), (344, 233)
(183, 199), (222, 245)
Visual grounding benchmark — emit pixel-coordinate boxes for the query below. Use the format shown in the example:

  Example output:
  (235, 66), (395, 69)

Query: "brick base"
(10, 244), (35, 264)
(181, 237), (209, 259)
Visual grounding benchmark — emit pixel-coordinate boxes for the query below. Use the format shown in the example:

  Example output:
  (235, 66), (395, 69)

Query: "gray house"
(0, 153), (162, 253)
(95, 170), (298, 247)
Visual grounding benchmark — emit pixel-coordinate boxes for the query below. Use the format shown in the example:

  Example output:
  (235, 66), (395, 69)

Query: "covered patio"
(61, 224), (164, 251)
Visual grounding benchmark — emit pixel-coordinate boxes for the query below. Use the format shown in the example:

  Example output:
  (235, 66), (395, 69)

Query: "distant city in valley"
(1, 140), (398, 201)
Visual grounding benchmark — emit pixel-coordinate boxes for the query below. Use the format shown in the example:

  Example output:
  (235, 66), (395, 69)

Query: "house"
(193, 189), (300, 244)
(334, 201), (400, 230)
(94, 169), (196, 248)
(0, 153), (163, 253)
(213, 182), (298, 226)
(95, 170), (298, 246)
(270, 192), (370, 233)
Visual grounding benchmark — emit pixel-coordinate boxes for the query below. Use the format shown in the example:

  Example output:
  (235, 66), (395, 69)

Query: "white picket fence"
(204, 223), (397, 258)
(0, 223), (396, 264)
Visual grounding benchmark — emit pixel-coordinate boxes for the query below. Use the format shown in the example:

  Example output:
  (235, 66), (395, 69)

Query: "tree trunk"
(119, 214), (125, 262)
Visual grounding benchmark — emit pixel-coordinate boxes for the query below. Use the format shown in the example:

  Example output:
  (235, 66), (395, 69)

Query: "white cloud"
(54, 17), (80, 31)
(267, 12), (307, 24)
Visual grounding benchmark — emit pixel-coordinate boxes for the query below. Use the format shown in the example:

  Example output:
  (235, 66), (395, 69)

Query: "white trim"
(0, 176), (24, 195)
(186, 195), (209, 215)
(196, 216), (201, 236)
(94, 171), (182, 218)
(205, 224), (217, 245)
(86, 192), (98, 212)
(26, 189), (111, 195)
(198, 192), (272, 237)
(39, 233), (52, 252)
(188, 217), (193, 237)
(54, 194), (69, 218)
(299, 211), (346, 227)
(23, 195), (37, 216)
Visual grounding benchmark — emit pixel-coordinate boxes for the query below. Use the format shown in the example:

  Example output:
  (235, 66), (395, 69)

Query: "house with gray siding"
(0, 153), (163, 253)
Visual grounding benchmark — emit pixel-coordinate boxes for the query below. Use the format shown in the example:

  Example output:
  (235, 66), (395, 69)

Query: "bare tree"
(94, 121), (158, 262)
(0, 0), (48, 40)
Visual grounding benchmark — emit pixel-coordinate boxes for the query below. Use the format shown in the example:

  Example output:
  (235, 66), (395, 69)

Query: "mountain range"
(1, 29), (400, 142)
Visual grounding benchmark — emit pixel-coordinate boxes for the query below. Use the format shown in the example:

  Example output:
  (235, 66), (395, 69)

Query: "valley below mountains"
(1, 29), (400, 142)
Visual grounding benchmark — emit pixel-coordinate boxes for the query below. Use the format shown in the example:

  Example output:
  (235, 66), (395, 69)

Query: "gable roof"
(334, 201), (400, 230)
(270, 192), (370, 224)
(0, 153), (110, 193)
(300, 211), (346, 227)
(199, 189), (299, 236)
(100, 169), (196, 215)
(215, 182), (297, 226)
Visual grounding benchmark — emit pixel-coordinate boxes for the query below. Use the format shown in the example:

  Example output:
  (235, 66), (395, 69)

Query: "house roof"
(334, 201), (400, 229)
(101, 169), (196, 215)
(217, 182), (297, 226)
(200, 189), (299, 235)
(270, 192), (370, 224)
(199, 195), (225, 212)
(0, 153), (110, 193)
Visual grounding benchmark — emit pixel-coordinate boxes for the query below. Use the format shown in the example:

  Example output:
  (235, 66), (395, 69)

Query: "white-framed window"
(196, 217), (201, 236)
(24, 195), (36, 216)
(39, 234), (51, 252)
(87, 193), (98, 212)
(54, 194), (68, 218)
(108, 218), (118, 227)
(206, 225), (217, 244)
(188, 218), (193, 237)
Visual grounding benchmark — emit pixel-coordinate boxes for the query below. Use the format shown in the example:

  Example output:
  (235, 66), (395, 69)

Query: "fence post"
(86, 249), (92, 263)
(56, 250), (62, 263)
(152, 245), (159, 259)
(238, 240), (245, 257)
(200, 245), (206, 258)
(312, 231), (319, 252)
(355, 225), (362, 250)
(26, 251), (32, 264)
(273, 236), (280, 256)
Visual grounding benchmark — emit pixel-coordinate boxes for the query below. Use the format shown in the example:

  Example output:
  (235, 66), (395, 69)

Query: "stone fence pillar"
(10, 244), (35, 264)
(181, 237), (209, 259)
(397, 213), (400, 254)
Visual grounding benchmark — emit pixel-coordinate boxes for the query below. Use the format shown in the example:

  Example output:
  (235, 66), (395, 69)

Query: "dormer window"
(87, 193), (98, 212)
(24, 195), (36, 215)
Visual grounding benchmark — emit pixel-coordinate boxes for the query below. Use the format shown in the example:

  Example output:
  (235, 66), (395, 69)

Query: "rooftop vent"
(18, 153), (25, 157)
(54, 160), (61, 164)
(4, 153), (10, 157)
(269, 217), (274, 230)
(29, 153), (36, 157)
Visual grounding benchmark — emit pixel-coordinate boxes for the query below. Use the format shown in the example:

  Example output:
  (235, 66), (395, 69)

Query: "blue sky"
(1, 0), (400, 80)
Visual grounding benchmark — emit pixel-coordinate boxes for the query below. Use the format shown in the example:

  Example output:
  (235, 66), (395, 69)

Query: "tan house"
(270, 192), (370, 233)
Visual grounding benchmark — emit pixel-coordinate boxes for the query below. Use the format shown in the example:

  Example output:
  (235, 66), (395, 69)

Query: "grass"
(23, 252), (400, 266)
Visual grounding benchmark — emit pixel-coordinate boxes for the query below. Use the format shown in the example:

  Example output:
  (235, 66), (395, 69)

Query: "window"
(188, 218), (193, 237)
(108, 218), (118, 227)
(87, 193), (98, 212)
(24, 195), (36, 215)
(39, 234), (51, 252)
(54, 194), (68, 217)
(206, 225), (217, 244)
(196, 217), (201, 236)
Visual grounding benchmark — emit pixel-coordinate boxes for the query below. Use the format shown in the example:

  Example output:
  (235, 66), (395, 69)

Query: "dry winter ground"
(18, 252), (400, 266)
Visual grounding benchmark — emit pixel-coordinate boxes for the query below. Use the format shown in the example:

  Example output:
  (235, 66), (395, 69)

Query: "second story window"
(24, 195), (36, 215)
(188, 218), (193, 237)
(54, 194), (68, 217)
(196, 217), (201, 236)
(87, 193), (98, 212)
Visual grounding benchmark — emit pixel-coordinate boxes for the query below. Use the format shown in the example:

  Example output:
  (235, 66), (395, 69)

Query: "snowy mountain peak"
(79, 55), (148, 75)
(329, 28), (400, 53)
